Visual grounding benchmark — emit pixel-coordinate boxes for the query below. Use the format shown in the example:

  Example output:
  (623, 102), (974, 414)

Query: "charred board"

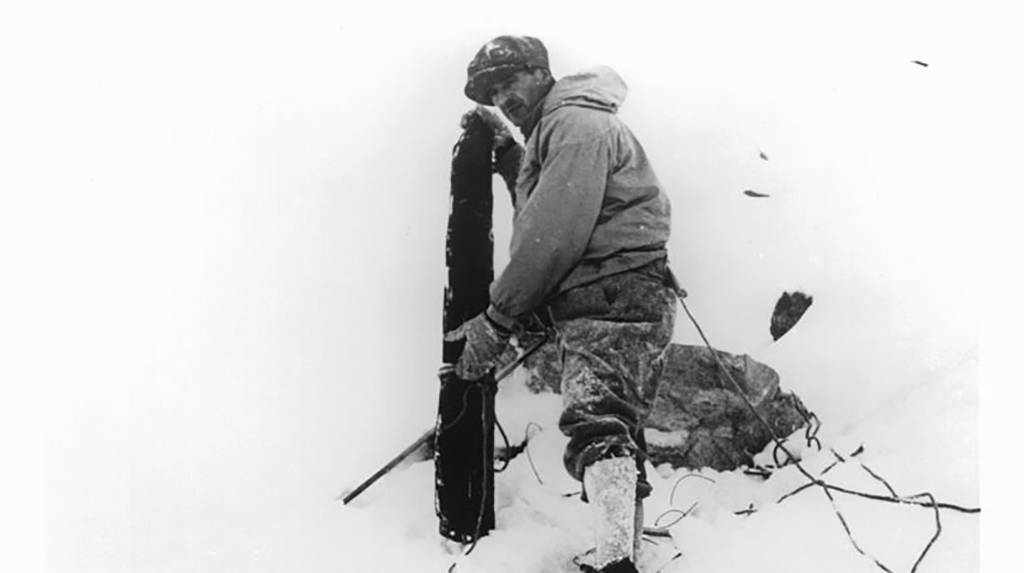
(435, 113), (496, 543)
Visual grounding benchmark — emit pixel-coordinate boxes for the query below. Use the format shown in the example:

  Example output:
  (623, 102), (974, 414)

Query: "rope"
(668, 473), (716, 507)
(493, 416), (512, 473)
(653, 502), (699, 528)
(461, 381), (493, 557)
(673, 291), (979, 572)
(438, 380), (478, 433)
(524, 422), (545, 485)
(677, 297), (824, 484)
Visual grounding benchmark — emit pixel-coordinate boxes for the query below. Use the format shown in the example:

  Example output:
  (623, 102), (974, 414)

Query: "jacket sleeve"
(489, 122), (613, 320)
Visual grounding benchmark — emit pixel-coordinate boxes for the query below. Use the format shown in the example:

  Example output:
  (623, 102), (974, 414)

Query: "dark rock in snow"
(744, 190), (770, 198)
(644, 345), (808, 470)
(770, 291), (813, 341)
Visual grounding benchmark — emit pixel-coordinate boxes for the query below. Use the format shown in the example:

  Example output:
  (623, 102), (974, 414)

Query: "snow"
(337, 358), (978, 572)
(4, 0), (1013, 572)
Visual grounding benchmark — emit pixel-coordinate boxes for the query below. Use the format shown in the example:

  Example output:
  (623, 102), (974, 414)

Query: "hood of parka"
(545, 65), (627, 114)
(520, 66), (628, 139)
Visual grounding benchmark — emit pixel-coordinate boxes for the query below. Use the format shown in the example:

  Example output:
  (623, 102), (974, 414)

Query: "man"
(446, 35), (677, 573)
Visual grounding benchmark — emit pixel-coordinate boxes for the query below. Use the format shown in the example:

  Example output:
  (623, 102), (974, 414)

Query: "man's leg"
(548, 262), (676, 571)
(558, 313), (674, 570)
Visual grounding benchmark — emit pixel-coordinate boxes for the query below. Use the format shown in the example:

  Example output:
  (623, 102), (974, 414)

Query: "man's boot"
(578, 456), (640, 573)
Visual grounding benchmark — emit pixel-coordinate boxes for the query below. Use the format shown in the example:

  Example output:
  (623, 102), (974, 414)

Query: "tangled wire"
(652, 293), (981, 573)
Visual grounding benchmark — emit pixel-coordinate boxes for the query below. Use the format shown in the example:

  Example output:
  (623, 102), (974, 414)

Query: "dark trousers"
(546, 259), (677, 499)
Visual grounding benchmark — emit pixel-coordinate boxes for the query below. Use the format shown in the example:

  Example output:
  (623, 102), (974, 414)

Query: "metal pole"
(339, 336), (548, 505)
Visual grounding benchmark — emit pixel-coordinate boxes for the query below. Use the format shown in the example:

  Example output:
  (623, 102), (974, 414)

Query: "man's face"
(490, 69), (549, 128)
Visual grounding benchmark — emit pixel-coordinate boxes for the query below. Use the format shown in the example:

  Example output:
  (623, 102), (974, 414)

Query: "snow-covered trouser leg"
(551, 260), (677, 495)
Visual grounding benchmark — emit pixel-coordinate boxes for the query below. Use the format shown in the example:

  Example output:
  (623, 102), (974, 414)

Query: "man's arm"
(488, 118), (614, 323)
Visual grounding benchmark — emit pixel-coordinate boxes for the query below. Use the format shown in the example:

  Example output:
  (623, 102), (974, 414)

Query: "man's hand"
(460, 105), (513, 148)
(444, 311), (513, 381)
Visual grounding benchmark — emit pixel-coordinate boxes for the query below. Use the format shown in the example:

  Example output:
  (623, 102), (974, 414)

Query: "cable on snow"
(656, 292), (981, 573)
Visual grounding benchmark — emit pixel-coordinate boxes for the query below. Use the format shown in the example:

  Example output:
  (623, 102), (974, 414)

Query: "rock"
(770, 291), (813, 341)
(647, 344), (809, 470)
(518, 341), (811, 472)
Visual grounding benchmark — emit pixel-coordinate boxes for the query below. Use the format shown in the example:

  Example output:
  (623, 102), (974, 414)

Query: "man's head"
(465, 35), (554, 127)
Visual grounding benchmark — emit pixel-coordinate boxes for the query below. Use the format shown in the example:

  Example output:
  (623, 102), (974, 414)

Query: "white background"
(0, 0), (1017, 571)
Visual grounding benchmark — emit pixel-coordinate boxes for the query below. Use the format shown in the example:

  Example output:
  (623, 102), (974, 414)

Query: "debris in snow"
(494, 422), (545, 484)
(912, 60), (929, 67)
(759, 149), (769, 161)
(744, 190), (770, 198)
(681, 298), (978, 571)
(734, 503), (757, 516)
(669, 301), (978, 573)
(770, 291), (813, 341)
(744, 466), (773, 478)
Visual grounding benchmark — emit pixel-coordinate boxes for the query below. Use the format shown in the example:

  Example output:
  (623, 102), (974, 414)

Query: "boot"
(580, 456), (639, 572)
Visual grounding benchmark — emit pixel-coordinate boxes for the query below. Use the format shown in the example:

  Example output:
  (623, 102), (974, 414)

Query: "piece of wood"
(435, 112), (497, 543)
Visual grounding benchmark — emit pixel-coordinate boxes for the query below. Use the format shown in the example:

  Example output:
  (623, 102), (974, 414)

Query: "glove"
(444, 309), (514, 381)
(460, 105), (514, 149)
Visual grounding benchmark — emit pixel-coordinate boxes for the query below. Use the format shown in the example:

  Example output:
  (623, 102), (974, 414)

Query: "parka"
(488, 66), (672, 324)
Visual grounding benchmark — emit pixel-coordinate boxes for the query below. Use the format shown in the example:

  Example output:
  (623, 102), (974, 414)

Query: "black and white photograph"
(4, 0), (1014, 571)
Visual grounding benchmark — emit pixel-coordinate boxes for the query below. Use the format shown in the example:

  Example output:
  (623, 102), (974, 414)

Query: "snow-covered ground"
(343, 355), (977, 572)
(4, 0), (1014, 571)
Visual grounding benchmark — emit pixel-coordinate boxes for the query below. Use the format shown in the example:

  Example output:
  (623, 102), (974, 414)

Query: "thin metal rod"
(339, 336), (549, 505)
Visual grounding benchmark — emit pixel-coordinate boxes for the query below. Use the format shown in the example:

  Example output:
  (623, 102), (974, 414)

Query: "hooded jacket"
(488, 66), (671, 324)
